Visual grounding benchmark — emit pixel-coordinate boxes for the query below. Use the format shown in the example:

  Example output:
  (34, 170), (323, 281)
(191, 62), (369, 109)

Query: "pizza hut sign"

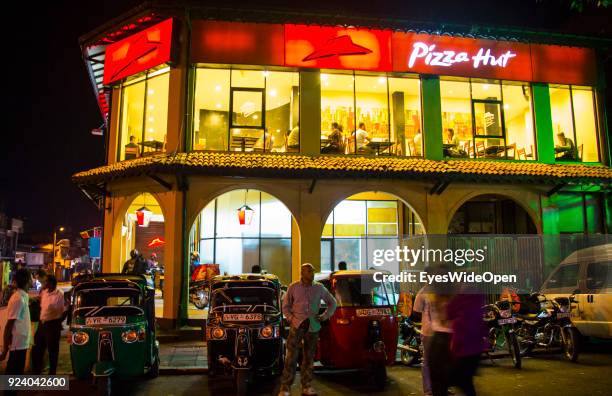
(408, 42), (516, 69)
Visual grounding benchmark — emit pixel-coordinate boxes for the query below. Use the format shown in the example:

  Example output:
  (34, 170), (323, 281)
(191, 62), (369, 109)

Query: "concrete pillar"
(298, 188), (322, 275)
(160, 190), (184, 323)
(299, 70), (321, 155)
(421, 75), (443, 161)
(532, 83), (555, 164)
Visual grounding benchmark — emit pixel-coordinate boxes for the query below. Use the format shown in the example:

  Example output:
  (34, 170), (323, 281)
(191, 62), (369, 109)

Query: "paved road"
(27, 346), (612, 396)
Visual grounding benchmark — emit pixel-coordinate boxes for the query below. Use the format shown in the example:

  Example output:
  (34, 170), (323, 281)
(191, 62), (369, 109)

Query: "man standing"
(0, 268), (33, 390)
(31, 275), (65, 375)
(278, 263), (337, 396)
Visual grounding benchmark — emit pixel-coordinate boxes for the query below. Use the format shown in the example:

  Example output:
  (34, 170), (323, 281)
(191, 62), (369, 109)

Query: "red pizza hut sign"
(408, 42), (516, 69)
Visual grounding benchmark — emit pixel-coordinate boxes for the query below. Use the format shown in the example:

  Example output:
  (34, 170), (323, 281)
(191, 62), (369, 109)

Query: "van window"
(547, 264), (579, 289)
(586, 262), (612, 290)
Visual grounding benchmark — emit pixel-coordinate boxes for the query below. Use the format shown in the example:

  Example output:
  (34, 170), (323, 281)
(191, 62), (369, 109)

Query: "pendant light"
(237, 189), (255, 225)
(136, 194), (153, 227)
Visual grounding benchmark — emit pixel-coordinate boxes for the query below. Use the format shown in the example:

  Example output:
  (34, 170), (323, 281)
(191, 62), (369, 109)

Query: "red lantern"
(136, 206), (152, 227)
(237, 204), (255, 225)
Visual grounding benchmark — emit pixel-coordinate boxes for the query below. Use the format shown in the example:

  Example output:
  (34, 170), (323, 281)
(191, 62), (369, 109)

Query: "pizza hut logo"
(408, 42), (516, 69)
(302, 35), (372, 61)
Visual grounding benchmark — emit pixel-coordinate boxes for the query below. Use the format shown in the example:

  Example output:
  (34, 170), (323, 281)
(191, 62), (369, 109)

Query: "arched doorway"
(448, 194), (537, 234)
(189, 189), (298, 319)
(321, 191), (425, 274)
(119, 193), (165, 318)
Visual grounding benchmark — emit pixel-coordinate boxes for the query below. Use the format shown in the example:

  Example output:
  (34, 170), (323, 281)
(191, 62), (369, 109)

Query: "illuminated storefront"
(74, 5), (611, 326)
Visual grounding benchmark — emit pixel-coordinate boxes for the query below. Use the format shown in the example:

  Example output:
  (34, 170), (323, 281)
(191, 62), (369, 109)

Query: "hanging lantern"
(237, 204), (255, 225)
(136, 206), (153, 227)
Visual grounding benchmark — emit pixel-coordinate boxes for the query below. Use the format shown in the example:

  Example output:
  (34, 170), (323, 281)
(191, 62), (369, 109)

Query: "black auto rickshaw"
(206, 274), (284, 395)
(68, 273), (159, 396)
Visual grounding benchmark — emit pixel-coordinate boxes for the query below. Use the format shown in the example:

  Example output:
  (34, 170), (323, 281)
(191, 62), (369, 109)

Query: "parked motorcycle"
(398, 314), (423, 366)
(515, 293), (580, 362)
(189, 264), (220, 309)
(482, 300), (521, 368)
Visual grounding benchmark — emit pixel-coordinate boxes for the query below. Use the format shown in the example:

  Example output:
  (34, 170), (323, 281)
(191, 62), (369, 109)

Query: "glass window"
(440, 78), (535, 160)
(586, 262), (612, 290)
(321, 73), (353, 154)
(353, 75), (390, 155)
(550, 85), (599, 162)
(388, 77), (422, 156)
(118, 69), (170, 161)
(192, 68), (299, 153)
(547, 264), (579, 289)
(260, 192), (292, 237)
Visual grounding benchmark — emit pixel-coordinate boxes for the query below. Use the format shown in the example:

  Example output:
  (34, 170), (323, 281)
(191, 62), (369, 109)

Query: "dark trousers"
(5, 349), (27, 396)
(31, 319), (63, 374)
(426, 331), (451, 396)
(451, 355), (480, 396)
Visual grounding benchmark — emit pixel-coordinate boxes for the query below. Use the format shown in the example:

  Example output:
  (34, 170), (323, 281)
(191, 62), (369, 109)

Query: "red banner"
(530, 44), (597, 86)
(285, 24), (392, 72)
(103, 18), (174, 85)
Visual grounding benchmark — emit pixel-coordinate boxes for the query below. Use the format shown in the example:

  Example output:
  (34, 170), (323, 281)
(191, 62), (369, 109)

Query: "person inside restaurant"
(125, 135), (140, 160)
(287, 126), (300, 151)
(321, 122), (344, 154)
(354, 122), (373, 154)
(412, 130), (422, 156)
(555, 132), (577, 160)
(443, 128), (466, 158)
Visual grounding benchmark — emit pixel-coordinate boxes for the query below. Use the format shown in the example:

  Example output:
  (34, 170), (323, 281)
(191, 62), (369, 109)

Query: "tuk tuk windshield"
(333, 276), (396, 307)
(211, 286), (278, 312)
(74, 288), (143, 317)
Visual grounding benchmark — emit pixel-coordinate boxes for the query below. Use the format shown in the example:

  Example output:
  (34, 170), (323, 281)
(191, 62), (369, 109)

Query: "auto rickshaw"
(68, 273), (159, 396)
(316, 270), (398, 389)
(206, 274), (284, 396)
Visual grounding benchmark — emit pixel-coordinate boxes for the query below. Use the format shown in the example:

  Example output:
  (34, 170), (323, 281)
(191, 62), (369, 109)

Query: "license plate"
(356, 308), (391, 317)
(557, 312), (570, 318)
(85, 316), (126, 325)
(498, 317), (517, 325)
(223, 313), (263, 322)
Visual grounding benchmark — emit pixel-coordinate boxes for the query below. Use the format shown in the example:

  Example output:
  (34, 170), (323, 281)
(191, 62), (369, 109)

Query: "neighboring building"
(73, 3), (611, 326)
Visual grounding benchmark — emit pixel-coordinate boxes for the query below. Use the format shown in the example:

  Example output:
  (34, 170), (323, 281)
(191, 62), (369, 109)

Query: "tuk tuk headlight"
(121, 329), (139, 343)
(212, 327), (226, 340)
(259, 325), (277, 339)
(72, 331), (89, 346)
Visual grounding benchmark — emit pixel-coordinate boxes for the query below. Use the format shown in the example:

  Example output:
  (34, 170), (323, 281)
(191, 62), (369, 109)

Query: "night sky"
(1, 0), (610, 244)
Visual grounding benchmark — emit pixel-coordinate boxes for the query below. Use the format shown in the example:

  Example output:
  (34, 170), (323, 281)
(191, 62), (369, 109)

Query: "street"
(26, 343), (612, 396)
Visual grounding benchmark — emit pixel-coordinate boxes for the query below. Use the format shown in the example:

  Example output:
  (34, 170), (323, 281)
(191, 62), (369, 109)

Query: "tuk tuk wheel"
(194, 289), (209, 310)
(368, 363), (387, 391)
(97, 376), (111, 396)
(148, 349), (160, 378)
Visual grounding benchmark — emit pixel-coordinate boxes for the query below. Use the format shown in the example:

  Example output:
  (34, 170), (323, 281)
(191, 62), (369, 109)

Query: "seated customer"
(443, 128), (465, 158)
(355, 122), (373, 154)
(124, 136), (139, 160)
(555, 132), (576, 160)
(287, 126), (300, 150)
(321, 122), (344, 154)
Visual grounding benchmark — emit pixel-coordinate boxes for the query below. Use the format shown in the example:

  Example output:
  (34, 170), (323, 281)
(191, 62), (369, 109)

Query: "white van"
(540, 243), (612, 339)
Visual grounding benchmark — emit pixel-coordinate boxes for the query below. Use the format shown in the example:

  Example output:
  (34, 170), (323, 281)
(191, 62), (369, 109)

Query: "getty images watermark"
(371, 245), (518, 286)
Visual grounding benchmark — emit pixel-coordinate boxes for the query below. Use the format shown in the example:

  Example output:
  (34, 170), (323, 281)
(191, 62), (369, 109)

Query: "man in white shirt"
(413, 285), (433, 395)
(0, 268), (33, 380)
(31, 274), (65, 375)
(355, 122), (373, 153)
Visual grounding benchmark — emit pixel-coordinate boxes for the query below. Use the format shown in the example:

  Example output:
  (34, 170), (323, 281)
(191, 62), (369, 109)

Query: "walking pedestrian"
(31, 275), (66, 375)
(278, 263), (337, 396)
(413, 285), (433, 395)
(0, 268), (33, 396)
(447, 284), (486, 396)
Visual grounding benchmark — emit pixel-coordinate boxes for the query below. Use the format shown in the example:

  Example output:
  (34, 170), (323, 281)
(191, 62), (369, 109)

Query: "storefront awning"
(73, 152), (612, 191)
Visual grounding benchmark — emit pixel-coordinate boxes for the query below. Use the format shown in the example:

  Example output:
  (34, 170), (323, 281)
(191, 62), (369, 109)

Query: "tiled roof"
(72, 152), (612, 186)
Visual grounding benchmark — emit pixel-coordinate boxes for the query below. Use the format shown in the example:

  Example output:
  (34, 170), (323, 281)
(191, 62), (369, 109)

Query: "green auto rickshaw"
(68, 273), (159, 395)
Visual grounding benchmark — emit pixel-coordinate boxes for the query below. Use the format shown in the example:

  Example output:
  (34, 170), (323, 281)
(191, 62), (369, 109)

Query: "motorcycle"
(515, 293), (580, 362)
(482, 300), (521, 368)
(189, 264), (220, 310)
(398, 314), (423, 366)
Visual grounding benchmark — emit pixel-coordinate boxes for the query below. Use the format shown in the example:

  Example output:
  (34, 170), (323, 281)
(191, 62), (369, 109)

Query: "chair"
(506, 143), (517, 159)
(475, 141), (486, 158)
(517, 147), (527, 160)
(578, 144), (583, 161)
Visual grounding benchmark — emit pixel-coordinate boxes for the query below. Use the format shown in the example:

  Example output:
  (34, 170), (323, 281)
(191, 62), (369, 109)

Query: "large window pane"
(266, 71), (300, 152)
(572, 87), (599, 162)
(215, 190), (260, 238)
(471, 80), (501, 100)
(334, 238), (362, 270)
(440, 80), (471, 158)
(193, 68), (230, 151)
(142, 72), (169, 154)
(353, 75), (390, 155)
(550, 86), (577, 161)
(367, 201), (398, 236)
(321, 73), (353, 154)
(389, 77), (421, 156)
(261, 238), (291, 285)
(199, 202), (216, 239)
(119, 79), (145, 161)
(198, 239), (214, 264)
(333, 200), (366, 237)
(503, 83), (535, 160)
(260, 192), (291, 237)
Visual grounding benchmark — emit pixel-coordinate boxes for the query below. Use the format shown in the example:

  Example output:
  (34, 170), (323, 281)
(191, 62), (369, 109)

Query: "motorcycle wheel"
(97, 376), (111, 396)
(147, 348), (160, 378)
(235, 370), (248, 396)
(193, 289), (209, 310)
(400, 336), (421, 366)
(507, 332), (522, 369)
(562, 327), (580, 362)
(515, 329), (534, 357)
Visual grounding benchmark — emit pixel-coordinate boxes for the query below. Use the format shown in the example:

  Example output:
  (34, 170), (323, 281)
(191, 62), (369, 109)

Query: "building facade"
(74, 4), (612, 327)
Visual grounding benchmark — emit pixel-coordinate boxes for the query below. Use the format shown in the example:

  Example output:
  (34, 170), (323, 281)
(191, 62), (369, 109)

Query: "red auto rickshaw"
(315, 270), (398, 389)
